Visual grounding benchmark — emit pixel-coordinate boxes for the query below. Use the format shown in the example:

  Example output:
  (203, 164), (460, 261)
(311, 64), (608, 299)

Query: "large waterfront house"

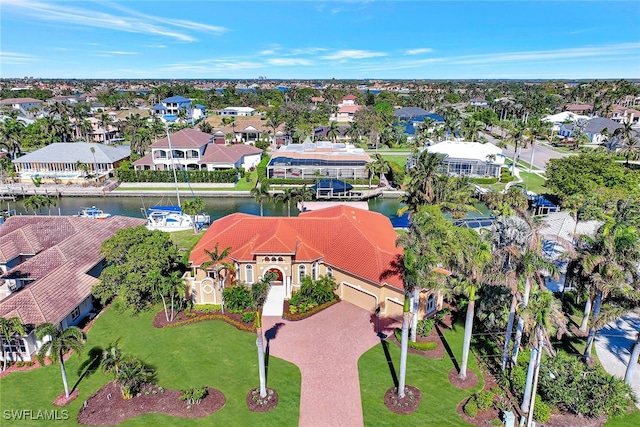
(187, 205), (443, 319)
(420, 140), (505, 178)
(266, 139), (372, 180)
(331, 94), (363, 122)
(0, 216), (146, 364)
(150, 96), (205, 124)
(12, 143), (131, 182)
(0, 98), (42, 114)
(133, 128), (262, 171)
(211, 119), (289, 146)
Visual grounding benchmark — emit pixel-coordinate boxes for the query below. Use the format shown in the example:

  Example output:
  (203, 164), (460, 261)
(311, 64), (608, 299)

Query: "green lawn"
(379, 154), (407, 168)
(235, 172), (258, 191)
(0, 306), (301, 426)
(359, 323), (484, 426)
(169, 229), (204, 252)
(518, 172), (547, 194)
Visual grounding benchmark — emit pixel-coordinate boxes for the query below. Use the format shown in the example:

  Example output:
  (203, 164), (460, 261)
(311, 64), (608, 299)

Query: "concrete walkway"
(262, 301), (391, 427)
(595, 313), (640, 408)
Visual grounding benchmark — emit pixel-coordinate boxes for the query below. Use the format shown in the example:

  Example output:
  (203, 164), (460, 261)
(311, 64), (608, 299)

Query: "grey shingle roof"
(585, 117), (622, 134)
(13, 143), (130, 164)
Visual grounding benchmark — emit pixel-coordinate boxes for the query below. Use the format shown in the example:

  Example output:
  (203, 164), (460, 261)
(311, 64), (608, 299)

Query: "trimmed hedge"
(116, 168), (240, 183)
(472, 177), (499, 184)
(393, 328), (438, 351)
(163, 312), (255, 332)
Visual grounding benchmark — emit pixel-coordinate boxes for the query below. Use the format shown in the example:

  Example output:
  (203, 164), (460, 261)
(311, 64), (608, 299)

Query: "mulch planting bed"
(384, 385), (422, 415)
(246, 387), (278, 412)
(448, 367), (480, 390)
(78, 381), (225, 426)
(152, 309), (254, 331)
(457, 395), (502, 426)
(54, 389), (80, 407)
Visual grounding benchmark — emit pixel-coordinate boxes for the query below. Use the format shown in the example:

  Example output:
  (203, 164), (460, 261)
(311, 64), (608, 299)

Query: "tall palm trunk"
(218, 275), (225, 314)
(459, 289), (475, 380)
(410, 288), (419, 342)
(398, 296), (410, 398)
(524, 328), (544, 424)
(256, 312), (267, 398)
(502, 294), (517, 371)
(584, 290), (602, 362)
(521, 326), (542, 412)
(60, 349), (70, 398)
(579, 296), (592, 332)
(512, 279), (531, 365)
(624, 333), (640, 385)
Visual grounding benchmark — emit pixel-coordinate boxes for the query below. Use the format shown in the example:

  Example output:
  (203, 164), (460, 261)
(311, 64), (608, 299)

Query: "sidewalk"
(595, 313), (640, 408)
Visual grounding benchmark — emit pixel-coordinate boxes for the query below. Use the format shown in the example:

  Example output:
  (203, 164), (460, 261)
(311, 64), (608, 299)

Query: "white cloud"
(405, 48), (434, 55)
(321, 50), (387, 60)
(105, 51), (139, 55)
(268, 58), (313, 66)
(2, 0), (227, 43)
(0, 51), (37, 65)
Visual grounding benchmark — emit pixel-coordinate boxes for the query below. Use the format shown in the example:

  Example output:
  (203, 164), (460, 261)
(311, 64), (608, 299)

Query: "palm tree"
(250, 181), (271, 216)
(201, 243), (233, 314)
(99, 113), (112, 144)
(625, 329), (640, 385)
(101, 339), (125, 377)
(113, 355), (155, 399)
(0, 317), (25, 371)
(326, 120), (340, 143)
(266, 115), (283, 146)
(398, 151), (445, 215)
(0, 117), (25, 158)
(397, 247), (420, 398)
(291, 185), (314, 212)
(182, 196), (207, 233)
(346, 122), (361, 144)
(22, 195), (56, 215)
(251, 271), (278, 398)
(274, 188), (296, 217)
(451, 228), (493, 380)
(35, 323), (84, 398)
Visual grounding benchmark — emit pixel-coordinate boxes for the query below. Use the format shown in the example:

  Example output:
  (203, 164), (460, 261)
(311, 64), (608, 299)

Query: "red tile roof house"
(186, 206), (444, 319)
(133, 128), (262, 171)
(212, 119), (289, 146)
(0, 216), (145, 364)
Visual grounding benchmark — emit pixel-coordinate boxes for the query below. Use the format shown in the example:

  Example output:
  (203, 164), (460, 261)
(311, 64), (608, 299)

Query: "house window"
(312, 262), (318, 280)
(298, 265), (306, 283)
(427, 294), (436, 313)
(326, 267), (333, 278)
(15, 339), (26, 353)
(263, 257), (270, 262)
(245, 265), (254, 283)
(71, 306), (80, 320)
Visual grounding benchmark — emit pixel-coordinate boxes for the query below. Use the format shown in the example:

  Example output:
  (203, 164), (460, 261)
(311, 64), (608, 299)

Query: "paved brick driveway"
(262, 301), (395, 427)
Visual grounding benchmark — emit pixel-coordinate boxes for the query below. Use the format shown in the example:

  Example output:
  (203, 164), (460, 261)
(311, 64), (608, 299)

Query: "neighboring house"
(134, 128), (211, 171)
(0, 216), (146, 363)
(469, 98), (489, 107)
(0, 98), (42, 114)
(331, 94), (362, 122)
(46, 95), (78, 105)
(558, 117), (623, 143)
(89, 103), (106, 114)
(393, 107), (431, 121)
(86, 115), (119, 143)
(420, 140), (505, 178)
(401, 114), (445, 142)
(12, 143), (131, 182)
(539, 211), (602, 292)
(542, 112), (590, 132)
(186, 205), (443, 319)
(213, 119), (288, 145)
(200, 144), (262, 171)
(610, 105), (640, 124)
(218, 107), (256, 117)
(267, 139), (372, 180)
(564, 104), (593, 115)
(150, 96), (204, 123)
(133, 128), (262, 171)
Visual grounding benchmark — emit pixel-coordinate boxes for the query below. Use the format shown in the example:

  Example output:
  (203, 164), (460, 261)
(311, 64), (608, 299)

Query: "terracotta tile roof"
(150, 128), (212, 149)
(190, 206), (403, 289)
(343, 94), (357, 100)
(0, 216), (146, 326)
(200, 144), (262, 164)
(132, 154), (155, 165)
(338, 105), (362, 113)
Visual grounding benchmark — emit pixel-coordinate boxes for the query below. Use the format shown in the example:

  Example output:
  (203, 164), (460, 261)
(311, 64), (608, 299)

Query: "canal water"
(5, 196), (490, 228)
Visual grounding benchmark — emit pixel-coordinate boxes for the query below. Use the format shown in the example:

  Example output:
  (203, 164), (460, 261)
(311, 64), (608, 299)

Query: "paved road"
(595, 313), (640, 408)
(480, 132), (571, 172)
(262, 302), (398, 427)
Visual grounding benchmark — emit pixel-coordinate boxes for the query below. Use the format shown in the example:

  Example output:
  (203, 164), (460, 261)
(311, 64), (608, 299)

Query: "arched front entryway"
(262, 266), (286, 316)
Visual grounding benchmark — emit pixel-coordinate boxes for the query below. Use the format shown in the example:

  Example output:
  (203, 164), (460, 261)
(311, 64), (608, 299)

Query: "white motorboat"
(78, 206), (111, 219)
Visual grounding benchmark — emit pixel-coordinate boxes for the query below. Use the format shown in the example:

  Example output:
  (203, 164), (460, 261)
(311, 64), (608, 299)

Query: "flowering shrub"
(283, 299), (339, 321)
(163, 313), (255, 332)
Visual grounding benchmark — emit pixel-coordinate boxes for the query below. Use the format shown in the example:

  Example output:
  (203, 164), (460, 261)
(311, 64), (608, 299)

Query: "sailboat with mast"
(144, 126), (208, 232)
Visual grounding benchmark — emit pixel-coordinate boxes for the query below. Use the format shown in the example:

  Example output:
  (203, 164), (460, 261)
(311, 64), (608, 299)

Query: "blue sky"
(1, 1), (639, 79)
